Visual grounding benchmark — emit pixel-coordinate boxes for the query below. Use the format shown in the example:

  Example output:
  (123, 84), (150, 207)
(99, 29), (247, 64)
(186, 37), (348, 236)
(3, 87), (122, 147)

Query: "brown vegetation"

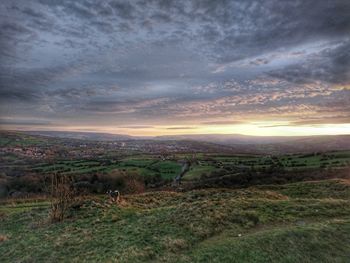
(49, 173), (75, 222)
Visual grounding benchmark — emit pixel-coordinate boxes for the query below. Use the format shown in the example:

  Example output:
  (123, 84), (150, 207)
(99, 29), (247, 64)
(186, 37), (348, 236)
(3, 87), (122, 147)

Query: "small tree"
(123, 172), (145, 194)
(49, 173), (75, 222)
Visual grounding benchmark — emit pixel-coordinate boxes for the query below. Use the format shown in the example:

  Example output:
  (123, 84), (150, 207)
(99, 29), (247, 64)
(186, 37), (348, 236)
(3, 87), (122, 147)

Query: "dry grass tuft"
(0, 234), (9, 242)
(163, 237), (189, 252)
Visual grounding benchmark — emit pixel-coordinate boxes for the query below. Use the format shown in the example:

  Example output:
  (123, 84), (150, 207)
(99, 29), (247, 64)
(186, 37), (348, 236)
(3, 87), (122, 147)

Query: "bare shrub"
(101, 170), (145, 194)
(49, 173), (75, 222)
(124, 176), (145, 194)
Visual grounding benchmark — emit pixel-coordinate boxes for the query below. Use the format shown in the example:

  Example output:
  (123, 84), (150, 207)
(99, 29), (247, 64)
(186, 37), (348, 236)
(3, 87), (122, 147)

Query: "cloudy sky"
(0, 0), (349, 136)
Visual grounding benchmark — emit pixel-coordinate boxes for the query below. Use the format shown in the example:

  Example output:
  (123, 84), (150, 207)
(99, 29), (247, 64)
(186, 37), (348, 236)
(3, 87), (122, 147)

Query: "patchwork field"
(20, 157), (183, 181)
(1, 179), (350, 262)
(210, 151), (350, 170)
(182, 151), (350, 181)
(4, 151), (350, 180)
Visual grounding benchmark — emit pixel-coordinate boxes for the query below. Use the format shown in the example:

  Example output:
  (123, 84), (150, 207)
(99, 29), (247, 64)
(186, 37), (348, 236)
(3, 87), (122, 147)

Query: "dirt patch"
(339, 179), (350, 186)
(0, 234), (9, 242)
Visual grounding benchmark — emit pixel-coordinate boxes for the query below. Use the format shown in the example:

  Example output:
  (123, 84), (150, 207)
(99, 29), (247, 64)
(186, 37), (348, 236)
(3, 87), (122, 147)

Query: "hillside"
(26, 131), (137, 141)
(1, 179), (350, 262)
(155, 134), (303, 144)
(20, 131), (350, 154)
(157, 134), (350, 153)
(272, 135), (350, 153)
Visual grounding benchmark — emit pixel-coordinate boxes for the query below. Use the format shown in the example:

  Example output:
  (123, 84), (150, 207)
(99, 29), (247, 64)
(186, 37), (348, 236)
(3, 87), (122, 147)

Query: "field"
(210, 151), (350, 170)
(32, 158), (182, 179)
(1, 179), (350, 262)
(2, 148), (350, 198)
(1, 132), (350, 262)
(4, 151), (350, 180)
(1, 131), (350, 187)
(181, 151), (350, 181)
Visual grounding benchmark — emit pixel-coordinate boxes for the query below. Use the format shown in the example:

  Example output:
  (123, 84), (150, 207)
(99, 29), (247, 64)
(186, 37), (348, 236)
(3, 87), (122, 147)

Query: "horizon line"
(2, 128), (350, 138)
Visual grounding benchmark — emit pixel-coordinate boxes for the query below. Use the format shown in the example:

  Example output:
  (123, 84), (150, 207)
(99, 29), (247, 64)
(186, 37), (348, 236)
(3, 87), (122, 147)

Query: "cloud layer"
(0, 0), (349, 133)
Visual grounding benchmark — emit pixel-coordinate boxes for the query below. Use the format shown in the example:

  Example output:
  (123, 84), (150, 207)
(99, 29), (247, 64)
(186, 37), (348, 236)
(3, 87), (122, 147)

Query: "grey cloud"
(4, 0), (350, 63)
(109, 1), (136, 20)
(21, 7), (47, 19)
(166, 126), (197, 130)
(91, 21), (114, 33)
(290, 116), (350, 126)
(201, 120), (246, 125)
(1, 22), (32, 34)
(269, 41), (350, 85)
(0, 0), (349, 130)
(120, 125), (154, 129)
(151, 12), (172, 23)
(259, 114), (350, 127)
(250, 58), (269, 66)
(212, 0), (350, 62)
(0, 118), (51, 126)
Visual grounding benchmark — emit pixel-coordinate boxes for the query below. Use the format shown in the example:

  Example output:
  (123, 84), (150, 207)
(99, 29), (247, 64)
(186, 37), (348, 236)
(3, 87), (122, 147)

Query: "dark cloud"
(1, 22), (32, 34)
(0, 63), (84, 102)
(109, 1), (136, 20)
(250, 58), (269, 66)
(290, 116), (350, 126)
(269, 41), (350, 85)
(21, 7), (47, 19)
(0, 0), (349, 130)
(0, 118), (51, 126)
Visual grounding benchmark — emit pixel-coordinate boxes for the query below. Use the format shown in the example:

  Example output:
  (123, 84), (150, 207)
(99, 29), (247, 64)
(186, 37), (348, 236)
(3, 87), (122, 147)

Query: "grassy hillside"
(1, 179), (350, 262)
(0, 131), (50, 147)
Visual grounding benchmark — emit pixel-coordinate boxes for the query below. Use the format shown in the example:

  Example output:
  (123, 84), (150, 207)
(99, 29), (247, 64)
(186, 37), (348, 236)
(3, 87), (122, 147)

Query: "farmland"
(1, 134), (350, 196)
(3, 143), (350, 181)
(1, 131), (350, 262)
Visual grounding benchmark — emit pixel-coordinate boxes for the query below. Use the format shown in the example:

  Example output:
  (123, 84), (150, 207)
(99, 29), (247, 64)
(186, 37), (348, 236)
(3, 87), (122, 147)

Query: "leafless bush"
(123, 172), (145, 194)
(100, 170), (145, 194)
(49, 173), (75, 222)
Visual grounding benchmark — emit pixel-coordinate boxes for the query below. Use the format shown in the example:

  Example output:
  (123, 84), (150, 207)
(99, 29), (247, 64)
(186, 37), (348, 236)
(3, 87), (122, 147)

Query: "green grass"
(30, 158), (182, 180)
(33, 162), (107, 174)
(193, 151), (350, 173)
(257, 179), (350, 199)
(150, 161), (182, 180)
(0, 132), (49, 147)
(4, 151), (350, 185)
(178, 220), (350, 263)
(31, 158), (181, 179)
(183, 165), (216, 180)
(119, 158), (156, 167)
(1, 179), (350, 262)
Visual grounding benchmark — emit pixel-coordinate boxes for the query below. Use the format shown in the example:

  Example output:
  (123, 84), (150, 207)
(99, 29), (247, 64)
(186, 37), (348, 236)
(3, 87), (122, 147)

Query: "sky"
(0, 0), (349, 136)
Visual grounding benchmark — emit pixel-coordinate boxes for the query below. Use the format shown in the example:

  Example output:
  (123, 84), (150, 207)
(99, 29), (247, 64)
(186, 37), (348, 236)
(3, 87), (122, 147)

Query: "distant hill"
(26, 131), (137, 141)
(271, 135), (350, 153)
(11, 130), (350, 154)
(156, 134), (350, 153)
(155, 134), (304, 144)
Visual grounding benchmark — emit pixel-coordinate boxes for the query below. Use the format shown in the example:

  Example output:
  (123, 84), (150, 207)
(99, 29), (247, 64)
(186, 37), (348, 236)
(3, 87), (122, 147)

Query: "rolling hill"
(21, 131), (350, 154)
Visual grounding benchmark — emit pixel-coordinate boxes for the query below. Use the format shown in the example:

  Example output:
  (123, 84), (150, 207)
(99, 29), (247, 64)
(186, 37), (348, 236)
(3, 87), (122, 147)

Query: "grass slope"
(1, 179), (350, 262)
(181, 220), (350, 263)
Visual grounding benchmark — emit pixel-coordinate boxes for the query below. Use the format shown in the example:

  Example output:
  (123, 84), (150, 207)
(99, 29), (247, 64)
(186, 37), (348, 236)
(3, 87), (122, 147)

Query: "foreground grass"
(176, 219), (350, 263)
(1, 179), (350, 262)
